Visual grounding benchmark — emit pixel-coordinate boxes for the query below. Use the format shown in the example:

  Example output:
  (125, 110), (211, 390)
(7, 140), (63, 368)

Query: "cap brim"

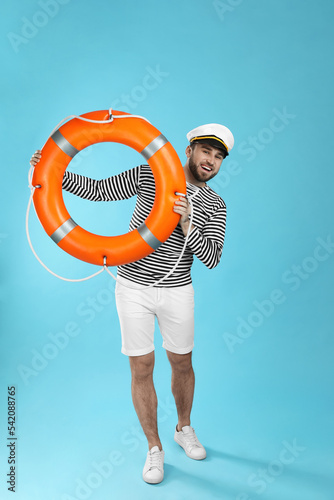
(191, 138), (229, 156)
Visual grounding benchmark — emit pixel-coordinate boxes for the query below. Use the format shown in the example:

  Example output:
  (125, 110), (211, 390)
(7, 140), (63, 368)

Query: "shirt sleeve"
(186, 204), (226, 269)
(62, 166), (141, 201)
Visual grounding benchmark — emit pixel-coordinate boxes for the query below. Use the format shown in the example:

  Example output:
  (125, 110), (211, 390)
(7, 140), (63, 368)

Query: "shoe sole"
(143, 475), (164, 484)
(174, 435), (206, 460)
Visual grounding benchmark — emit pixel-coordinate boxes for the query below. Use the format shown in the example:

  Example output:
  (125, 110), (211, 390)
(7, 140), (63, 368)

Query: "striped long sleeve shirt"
(62, 164), (226, 287)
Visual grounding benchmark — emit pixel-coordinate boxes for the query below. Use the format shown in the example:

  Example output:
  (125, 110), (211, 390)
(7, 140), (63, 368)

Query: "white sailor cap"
(186, 123), (234, 156)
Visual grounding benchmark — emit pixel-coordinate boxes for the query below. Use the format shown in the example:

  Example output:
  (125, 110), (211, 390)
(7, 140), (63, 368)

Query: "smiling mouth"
(201, 164), (212, 172)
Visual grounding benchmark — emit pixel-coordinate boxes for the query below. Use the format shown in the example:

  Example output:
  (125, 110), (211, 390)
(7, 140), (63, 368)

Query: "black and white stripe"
(62, 165), (226, 287)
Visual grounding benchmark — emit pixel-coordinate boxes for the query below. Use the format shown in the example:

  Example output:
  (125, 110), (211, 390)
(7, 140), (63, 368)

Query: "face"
(186, 143), (224, 186)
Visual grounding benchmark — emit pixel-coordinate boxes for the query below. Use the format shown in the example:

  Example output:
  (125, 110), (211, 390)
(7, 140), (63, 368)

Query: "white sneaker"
(174, 425), (206, 460)
(142, 446), (165, 484)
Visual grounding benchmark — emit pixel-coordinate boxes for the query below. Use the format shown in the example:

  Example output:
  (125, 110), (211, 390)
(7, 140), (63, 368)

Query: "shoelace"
(183, 429), (200, 450)
(148, 451), (163, 471)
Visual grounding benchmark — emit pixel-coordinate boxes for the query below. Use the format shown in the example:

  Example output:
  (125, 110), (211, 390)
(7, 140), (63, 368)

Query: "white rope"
(26, 186), (106, 282)
(104, 190), (199, 289)
(27, 109), (195, 286)
(27, 181), (196, 286)
(43, 109), (150, 149)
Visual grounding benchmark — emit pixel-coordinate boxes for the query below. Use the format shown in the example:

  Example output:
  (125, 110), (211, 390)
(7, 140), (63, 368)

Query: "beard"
(188, 156), (218, 183)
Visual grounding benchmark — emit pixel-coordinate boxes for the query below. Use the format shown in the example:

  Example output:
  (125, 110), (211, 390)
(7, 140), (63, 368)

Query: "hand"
(30, 150), (42, 167)
(174, 196), (190, 222)
(173, 196), (194, 236)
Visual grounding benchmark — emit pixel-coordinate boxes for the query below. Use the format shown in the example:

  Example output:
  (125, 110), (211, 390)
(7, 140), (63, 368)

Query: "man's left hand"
(173, 197), (194, 236)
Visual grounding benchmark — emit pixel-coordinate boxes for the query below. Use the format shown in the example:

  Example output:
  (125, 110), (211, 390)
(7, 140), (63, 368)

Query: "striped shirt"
(62, 165), (226, 287)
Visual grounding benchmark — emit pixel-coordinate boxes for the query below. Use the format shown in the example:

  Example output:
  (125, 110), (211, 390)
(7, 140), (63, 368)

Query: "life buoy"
(32, 110), (186, 266)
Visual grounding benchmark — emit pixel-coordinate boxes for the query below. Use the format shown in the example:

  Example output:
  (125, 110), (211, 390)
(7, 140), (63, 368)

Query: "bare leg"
(129, 351), (162, 450)
(166, 351), (195, 431)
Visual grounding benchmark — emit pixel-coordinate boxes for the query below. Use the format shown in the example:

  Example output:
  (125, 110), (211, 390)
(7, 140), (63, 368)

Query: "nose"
(206, 154), (214, 166)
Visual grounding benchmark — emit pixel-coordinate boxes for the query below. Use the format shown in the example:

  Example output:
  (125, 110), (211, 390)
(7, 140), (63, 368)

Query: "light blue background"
(1, 1), (334, 499)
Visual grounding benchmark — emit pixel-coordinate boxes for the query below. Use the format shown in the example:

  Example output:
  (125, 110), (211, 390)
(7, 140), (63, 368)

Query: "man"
(30, 122), (234, 484)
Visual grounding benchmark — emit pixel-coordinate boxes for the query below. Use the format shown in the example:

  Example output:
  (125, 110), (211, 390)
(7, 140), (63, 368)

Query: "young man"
(30, 122), (234, 484)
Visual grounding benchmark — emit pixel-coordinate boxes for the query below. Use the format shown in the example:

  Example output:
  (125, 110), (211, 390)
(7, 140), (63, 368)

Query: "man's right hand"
(30, 150), (42, 167)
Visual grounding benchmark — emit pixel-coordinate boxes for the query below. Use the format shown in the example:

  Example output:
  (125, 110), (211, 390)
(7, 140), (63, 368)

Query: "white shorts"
(115, 276), (195, 356)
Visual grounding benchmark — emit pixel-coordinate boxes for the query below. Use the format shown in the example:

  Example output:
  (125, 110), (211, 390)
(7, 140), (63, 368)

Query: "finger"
(174, 203), (190, 217)
(30, 151), (42, 166)
(173, 206), (186, 214)
(173, 211), (188, 222)
(174, 199), (188, 207)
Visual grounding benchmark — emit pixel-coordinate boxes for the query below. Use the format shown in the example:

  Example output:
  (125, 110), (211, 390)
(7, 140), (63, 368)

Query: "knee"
(130, 352), (155, 380)
(167, 351), (193, 375)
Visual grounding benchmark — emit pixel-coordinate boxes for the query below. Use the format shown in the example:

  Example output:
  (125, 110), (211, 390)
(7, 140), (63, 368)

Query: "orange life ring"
(32, 110), (186, 266)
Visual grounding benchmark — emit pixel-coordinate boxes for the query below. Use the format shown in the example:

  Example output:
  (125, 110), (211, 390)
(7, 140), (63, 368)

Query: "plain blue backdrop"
(1, 1), (334, 499)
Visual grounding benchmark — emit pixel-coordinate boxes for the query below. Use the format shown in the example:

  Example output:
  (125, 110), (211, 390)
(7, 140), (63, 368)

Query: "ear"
(185, 145), (192, 158)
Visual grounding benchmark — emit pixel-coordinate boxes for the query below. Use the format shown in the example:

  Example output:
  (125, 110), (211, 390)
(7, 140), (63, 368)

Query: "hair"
(189, 141), (227, 159)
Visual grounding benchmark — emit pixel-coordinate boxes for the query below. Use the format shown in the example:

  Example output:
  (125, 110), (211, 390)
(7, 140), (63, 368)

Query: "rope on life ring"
(31, 109), (186, 267)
